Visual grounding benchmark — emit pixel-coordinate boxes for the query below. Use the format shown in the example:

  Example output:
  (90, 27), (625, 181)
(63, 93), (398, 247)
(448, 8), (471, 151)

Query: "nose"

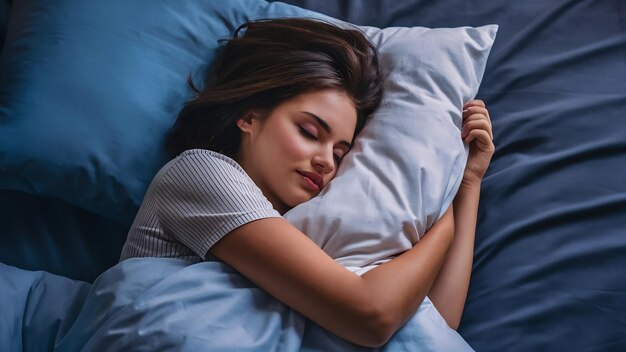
(312, 145), (335, 174)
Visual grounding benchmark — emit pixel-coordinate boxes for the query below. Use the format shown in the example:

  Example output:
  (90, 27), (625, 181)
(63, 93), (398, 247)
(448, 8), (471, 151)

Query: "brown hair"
(166, 18), (383, 159)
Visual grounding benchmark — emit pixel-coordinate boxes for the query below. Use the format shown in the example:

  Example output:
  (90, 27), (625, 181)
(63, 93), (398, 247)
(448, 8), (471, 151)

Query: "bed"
(1, 0), (625, 351)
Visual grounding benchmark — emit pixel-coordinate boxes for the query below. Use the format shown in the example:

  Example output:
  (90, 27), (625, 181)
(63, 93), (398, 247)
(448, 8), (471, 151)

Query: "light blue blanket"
(1, 259), (473, 351)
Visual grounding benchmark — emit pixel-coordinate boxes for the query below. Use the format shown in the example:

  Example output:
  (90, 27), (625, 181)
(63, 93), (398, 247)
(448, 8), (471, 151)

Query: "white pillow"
(283, 24), (498, 274)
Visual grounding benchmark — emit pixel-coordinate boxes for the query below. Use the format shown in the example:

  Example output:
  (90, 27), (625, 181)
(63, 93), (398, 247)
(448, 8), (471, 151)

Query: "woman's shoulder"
(158, 148), (248, 181)
(174, 149), (245, 173)
(149, 148), (275, 215)
(153, 148), (255, 193)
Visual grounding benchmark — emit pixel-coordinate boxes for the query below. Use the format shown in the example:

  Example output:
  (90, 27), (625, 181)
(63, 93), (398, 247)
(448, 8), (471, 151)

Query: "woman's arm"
(428, 99), (494, 329)
(427, 182), (480, 329)
(210, 206), (454, 348)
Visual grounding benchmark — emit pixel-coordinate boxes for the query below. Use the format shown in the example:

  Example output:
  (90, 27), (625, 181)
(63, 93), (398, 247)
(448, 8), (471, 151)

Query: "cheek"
(273, 126), (311, 161)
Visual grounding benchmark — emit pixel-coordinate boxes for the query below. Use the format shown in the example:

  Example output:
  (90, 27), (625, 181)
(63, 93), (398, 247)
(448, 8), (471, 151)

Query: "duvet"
(1, 259), (472, 351)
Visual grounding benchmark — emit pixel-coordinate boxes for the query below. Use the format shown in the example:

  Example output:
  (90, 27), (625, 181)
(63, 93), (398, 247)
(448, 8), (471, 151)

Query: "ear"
(236, 111), (256, 134)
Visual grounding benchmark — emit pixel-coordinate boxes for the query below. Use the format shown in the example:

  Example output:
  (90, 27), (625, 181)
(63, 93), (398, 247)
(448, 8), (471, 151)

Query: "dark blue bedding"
(1, 0), (625, 351)
(0, 190), (127, 282)
(276, 1), (626, 350)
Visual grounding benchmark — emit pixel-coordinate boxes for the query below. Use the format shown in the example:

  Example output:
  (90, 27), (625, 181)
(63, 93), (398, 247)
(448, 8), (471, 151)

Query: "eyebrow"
(301, 111), (352, 149)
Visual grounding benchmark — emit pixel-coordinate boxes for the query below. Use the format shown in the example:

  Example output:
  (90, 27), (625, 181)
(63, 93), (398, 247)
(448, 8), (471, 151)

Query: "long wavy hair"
(166, 18), (383, 160)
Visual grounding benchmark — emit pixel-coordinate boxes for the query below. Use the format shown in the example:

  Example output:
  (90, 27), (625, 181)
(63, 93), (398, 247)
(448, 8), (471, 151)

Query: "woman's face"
(237, 89), (357, 214)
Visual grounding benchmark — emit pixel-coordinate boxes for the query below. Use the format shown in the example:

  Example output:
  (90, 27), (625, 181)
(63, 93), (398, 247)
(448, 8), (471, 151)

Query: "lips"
(297, 170), (324, 190)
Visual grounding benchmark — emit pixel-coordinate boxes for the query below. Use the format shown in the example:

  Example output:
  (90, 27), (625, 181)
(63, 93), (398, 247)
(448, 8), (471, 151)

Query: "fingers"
(463, 106), (489, 119)
(464, 99), (486, 109)
(462, 99), (494, 143)
(463, 106), (490, 127)
(465, 129), (494, 151)
(462, 118), (492, 140)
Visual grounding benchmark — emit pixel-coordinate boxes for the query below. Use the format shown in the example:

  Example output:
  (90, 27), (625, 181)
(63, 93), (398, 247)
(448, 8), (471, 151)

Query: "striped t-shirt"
(119, 149), (281, 263)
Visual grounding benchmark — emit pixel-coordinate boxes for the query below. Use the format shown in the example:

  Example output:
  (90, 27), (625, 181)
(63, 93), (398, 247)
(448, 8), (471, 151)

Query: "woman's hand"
(461, 100), (495, 187)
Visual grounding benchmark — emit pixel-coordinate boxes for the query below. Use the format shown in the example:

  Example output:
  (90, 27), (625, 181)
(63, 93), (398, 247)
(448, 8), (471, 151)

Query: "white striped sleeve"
(154, 150), (281, 259)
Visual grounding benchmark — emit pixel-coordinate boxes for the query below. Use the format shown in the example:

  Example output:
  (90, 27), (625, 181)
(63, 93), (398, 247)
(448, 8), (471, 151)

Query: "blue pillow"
(0, 0), (322, 224)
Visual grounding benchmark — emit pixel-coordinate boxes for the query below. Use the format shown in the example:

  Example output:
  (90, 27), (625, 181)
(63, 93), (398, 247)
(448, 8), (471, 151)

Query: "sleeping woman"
(119, 18), (494, 347)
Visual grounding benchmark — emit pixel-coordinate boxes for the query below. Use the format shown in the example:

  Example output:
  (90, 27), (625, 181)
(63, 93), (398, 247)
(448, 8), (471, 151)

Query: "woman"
(120, 18), (494, 347)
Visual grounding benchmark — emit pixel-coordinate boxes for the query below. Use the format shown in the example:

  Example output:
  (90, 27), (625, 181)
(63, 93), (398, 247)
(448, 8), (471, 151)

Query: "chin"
(285, 193), (314, 209)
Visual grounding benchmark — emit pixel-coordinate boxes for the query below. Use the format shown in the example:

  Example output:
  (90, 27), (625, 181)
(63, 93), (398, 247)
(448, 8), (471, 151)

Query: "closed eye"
(334, 148), (349, 164)
(299, 126), (318, 140)
(300, 124), (347, 164)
